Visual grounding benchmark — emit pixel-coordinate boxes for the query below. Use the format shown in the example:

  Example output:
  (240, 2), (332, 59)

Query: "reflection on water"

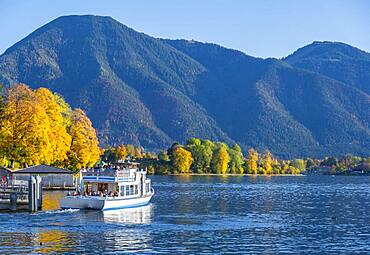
(1, 175), (370, 254)
(102, 204), (153, 224)
(42, 191), (66, 211)
(34, 229), (74, 254)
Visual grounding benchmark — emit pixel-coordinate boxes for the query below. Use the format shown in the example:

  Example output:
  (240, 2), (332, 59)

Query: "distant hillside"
(285, 41), (370, 95)
(0, 15), (232, 150)
(166, 40), (370, 157)
(0, 15), (369, 157)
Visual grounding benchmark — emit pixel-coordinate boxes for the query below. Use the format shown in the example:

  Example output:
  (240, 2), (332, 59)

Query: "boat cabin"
(81, 162), (152, 198)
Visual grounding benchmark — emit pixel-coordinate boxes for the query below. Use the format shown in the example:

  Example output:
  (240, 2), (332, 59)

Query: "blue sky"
(1, 0), (369, 58)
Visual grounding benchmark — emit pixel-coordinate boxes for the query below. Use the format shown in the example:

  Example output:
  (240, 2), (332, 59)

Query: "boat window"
(125, 185), (130, 196)
(146, 183), (150, 194)
(124, 184), (139, 196)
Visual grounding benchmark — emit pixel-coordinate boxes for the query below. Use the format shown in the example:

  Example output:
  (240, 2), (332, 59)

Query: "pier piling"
(28, 176), (42, 212)
(10, 193), (17, 211)
(0, 176), (43, 211)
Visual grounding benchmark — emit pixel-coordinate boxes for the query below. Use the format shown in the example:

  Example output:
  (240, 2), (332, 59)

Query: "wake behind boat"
(60, 162), (154, 211)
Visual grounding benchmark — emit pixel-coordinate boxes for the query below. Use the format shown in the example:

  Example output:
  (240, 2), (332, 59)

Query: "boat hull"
(59, 193), (154, 211)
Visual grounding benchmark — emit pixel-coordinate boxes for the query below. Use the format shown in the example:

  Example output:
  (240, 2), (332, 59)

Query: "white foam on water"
(33, 208), (80, 215)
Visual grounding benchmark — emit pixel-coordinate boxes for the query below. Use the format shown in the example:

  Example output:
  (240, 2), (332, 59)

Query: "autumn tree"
(261, 150), (273, 175)
(211, 145), (230, 174)
(35, 88), (72, 165)
(135, 146), (143, 159)
(280, 160), (289, 174)
(246, 148), (258, 174)
(118, 145), (127, 160)
(272, 158), (281, 174)
(67, 108), (100, 170)
(172, 147), (193, 174)
(291, 159), (306, 171)
(0, 84), (51, 167)
(126, 144), (135, 158)
(143, 151), (157, 159)
(0, 84), (100, 170)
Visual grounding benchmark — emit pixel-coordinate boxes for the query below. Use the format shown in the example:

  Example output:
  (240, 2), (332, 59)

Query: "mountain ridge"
(0, 15), (369, 158)
(285, 41), (370, 95)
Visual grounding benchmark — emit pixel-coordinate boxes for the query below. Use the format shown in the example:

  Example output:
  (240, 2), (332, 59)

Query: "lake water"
(1, 175), (370, 254)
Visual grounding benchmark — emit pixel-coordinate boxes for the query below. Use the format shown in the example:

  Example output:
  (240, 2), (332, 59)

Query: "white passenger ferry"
(60, 162), (154, 211)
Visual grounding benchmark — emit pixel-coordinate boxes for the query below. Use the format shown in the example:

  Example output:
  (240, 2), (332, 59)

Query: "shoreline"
(167, 173), (305, 177)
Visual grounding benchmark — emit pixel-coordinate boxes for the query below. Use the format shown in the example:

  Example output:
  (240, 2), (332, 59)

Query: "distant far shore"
(167, 173), (305, 177)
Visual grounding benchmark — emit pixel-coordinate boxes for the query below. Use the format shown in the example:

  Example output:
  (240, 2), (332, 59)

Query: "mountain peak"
(285, 41), (370, 95)
(0, 17), (369, 157)
(285, 41), (370, 63)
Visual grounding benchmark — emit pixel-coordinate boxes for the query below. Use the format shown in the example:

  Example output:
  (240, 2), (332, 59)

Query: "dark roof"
(14, 165), (73, 174)
(0, 167), (14, 173)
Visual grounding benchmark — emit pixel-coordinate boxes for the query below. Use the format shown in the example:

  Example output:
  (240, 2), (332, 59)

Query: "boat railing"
(82, 168), (134, 179)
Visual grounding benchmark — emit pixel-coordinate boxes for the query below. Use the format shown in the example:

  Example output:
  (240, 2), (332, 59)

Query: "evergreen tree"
(228, 144), (244, 174)
(158, 150), (170, 161)
(186, 138), (213, 173)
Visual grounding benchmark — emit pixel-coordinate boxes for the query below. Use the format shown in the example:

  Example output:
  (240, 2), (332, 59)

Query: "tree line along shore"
(1, 84), (369, 175)
(102, 140), (370, 176)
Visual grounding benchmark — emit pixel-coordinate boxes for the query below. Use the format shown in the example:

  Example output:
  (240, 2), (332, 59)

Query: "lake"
(1, 175), (370, 254)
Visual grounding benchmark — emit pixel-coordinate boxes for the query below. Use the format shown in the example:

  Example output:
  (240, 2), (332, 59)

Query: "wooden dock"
(0, 177), (42, 211)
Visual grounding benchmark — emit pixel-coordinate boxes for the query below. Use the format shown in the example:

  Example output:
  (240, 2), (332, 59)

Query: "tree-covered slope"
(166, 40), (370, 157)
(284, 41), (370, 95)
(0, 15), (232, 149)
(0, 15), (369, 157)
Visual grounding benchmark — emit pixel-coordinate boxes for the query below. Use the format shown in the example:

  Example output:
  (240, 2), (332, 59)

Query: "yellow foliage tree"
(0, 84), (100, 171)
(172, 147), (193, 174)
(126, 144), (135, 158)
(119, 145), (127, 160)
(0, 84), (52, 167)
(212, 147), (230, 174)
(67, 109), (100, 170)
(135, 147), (143, 159)
(262, 150), (273, 175)
(246, 148), (258, 174)
(35, 88), (71, 164)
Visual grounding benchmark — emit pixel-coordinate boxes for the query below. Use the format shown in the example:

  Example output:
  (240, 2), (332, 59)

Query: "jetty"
(0, 176), (42, 212)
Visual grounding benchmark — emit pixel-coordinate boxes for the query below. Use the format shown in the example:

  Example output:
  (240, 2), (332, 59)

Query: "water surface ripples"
(1, 175), (370, 254)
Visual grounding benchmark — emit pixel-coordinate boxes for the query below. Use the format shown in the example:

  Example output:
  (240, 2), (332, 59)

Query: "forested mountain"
(285, 41), (370, 95)
(0, 15), (369, 158)
(166, 40), (370, 157)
